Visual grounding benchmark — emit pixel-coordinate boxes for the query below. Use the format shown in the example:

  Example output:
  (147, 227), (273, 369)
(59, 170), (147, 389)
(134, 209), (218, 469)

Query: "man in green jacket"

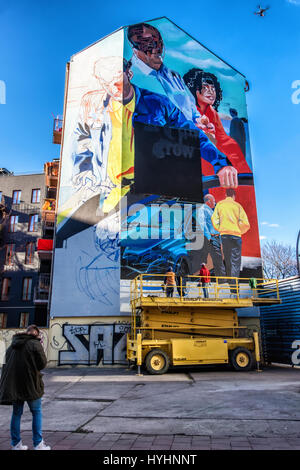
(0, 325), (50, 450)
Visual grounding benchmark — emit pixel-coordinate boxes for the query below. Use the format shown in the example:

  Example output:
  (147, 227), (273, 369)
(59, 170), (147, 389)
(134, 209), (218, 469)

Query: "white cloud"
(167, 50), (230, 71)
(260, 236), (267, 240)
(287, 0), (300, 4)
(260, 222), (280, 228)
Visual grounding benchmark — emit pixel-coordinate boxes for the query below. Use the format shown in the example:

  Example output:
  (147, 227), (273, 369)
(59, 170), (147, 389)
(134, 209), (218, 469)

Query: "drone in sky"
(254, 5), (270, 17)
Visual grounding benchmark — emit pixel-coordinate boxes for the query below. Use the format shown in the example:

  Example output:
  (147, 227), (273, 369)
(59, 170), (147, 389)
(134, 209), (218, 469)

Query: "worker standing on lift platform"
(163, 267), (176, 298)
(199, 263), (211, 299)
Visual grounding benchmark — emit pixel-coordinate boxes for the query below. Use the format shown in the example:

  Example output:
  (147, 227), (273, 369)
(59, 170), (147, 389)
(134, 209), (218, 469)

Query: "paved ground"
(0, 364), (300, 451)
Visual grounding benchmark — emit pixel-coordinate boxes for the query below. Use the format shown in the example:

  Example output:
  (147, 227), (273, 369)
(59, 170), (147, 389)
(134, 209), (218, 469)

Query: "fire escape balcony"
(53, 117), (63, 145)
(11, 203), (41, 214)
(37, 238), (53, 260)
(44, 160), (59, 188)
(34, 274), (50, 304)
(42, 198), (56, 230)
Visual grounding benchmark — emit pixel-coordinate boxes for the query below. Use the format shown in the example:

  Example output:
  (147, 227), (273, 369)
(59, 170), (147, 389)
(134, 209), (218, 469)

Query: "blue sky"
(0, 0), (299, 248)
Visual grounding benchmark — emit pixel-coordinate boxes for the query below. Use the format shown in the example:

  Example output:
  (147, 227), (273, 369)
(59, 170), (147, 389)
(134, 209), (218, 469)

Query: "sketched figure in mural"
(59, 57), (126, 219)
(76, 211), (120, 305)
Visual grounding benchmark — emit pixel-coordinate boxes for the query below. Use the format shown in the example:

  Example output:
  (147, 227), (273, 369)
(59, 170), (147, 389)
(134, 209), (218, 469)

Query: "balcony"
(11, 203), (41, 214)
(34, 274), (50, 304)
(43, 214), (55, 233)
(37, 238), (53, 260)
(44, 160), (59, 188)
(53, 117), (63, 144)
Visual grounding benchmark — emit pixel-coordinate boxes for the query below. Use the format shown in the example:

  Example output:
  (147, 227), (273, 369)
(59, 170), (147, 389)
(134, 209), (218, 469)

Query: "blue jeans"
(202, 283), (209, 298)
(11, 398), (43, 447)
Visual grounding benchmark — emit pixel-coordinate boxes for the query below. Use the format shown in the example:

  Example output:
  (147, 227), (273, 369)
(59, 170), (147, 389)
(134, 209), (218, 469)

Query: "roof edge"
(69, 16), (246, 79)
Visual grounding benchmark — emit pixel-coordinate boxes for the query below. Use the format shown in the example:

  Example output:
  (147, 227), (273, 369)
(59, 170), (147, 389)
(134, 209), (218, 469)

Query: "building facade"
(44, 17), (263, 367)
(0, 173), (46, 327)
(0, 161), (58, 329)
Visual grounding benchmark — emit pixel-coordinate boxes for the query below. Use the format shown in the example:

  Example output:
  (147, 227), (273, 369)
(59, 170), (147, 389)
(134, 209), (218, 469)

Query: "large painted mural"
(51, 17), (262, 318)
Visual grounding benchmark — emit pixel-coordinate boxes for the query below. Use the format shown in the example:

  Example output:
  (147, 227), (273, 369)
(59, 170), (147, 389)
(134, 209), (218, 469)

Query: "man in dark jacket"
(0, 325), (50, 450)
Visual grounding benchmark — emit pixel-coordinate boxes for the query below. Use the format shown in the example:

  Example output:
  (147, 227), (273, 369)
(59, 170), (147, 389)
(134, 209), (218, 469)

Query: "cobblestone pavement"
(1, 431), (300, 451)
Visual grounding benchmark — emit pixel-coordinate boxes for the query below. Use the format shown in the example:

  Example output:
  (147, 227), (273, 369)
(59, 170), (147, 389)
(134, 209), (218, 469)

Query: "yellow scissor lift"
(127, 274), (281, 374)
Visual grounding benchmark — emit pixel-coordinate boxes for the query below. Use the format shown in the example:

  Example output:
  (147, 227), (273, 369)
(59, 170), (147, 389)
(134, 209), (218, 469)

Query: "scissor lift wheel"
(145, 348), (170, 375)
(230, 347), (254, 372)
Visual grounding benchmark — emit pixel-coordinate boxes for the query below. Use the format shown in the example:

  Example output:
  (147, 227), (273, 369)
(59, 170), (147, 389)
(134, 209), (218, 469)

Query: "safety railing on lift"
(129, 274), (280, 341)
(130, 274), (280, 303)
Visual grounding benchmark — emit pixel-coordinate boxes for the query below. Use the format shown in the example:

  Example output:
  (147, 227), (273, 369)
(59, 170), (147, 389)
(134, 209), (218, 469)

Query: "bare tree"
(261, 240), (298, 279)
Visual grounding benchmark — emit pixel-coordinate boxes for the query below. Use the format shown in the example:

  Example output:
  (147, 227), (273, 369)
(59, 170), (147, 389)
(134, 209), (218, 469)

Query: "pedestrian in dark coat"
(0, 325), (51, 450)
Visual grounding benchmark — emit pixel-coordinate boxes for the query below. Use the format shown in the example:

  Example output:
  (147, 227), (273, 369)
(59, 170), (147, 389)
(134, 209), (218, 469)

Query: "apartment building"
(0, 161), (58, 328)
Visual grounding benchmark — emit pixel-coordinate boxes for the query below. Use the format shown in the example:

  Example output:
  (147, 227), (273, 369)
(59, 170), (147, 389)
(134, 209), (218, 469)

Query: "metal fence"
(260, 276), (300, 365)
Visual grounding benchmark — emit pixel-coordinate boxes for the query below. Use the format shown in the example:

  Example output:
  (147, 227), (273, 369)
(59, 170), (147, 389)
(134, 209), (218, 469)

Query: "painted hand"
(217, 166), (238, 188)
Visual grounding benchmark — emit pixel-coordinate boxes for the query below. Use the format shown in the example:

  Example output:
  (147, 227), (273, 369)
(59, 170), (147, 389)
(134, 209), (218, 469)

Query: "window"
(0, 313), (7, 328)
(31, 189), (41, 204)
(22, 277), (32, 301)
(0, 191), (2, 202)
(25, 242), (35, 264)
(9, 215), (18, 233)
(1, 278), (11, 301)
(19, 312), (29, 328)
(5, 244), (15, 265)
(12, 190), (21, 204)
(28, 214), (39, 232)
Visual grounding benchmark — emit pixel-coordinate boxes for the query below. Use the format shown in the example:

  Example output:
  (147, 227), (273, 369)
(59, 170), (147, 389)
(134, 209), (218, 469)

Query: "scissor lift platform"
(127, 274), (281, 374)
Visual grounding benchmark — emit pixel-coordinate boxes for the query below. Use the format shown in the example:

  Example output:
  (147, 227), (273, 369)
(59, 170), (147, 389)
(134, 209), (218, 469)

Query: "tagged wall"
(47, 318), (130, 367)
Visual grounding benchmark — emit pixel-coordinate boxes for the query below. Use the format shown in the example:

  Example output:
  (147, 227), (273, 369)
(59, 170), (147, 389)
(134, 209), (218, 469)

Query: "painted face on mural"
(101, 73), (123, 101)
(130, 25), (164, 71)
(196, 82), (217, 108)
(94, 57), (124, 101)
(204, 194), (216, 209)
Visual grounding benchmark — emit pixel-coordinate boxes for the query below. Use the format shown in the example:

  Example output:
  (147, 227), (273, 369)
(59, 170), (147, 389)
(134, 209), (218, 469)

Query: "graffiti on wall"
(58, 323), (130, 366)
(0, 329), (49, 365)
(291, 340), (300, 365)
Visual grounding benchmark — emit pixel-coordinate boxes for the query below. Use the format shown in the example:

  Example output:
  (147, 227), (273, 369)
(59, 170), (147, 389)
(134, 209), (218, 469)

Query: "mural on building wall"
(51, 17), (262, 319)
(51, 31), (124, 316)
(121, 18), (261, 281)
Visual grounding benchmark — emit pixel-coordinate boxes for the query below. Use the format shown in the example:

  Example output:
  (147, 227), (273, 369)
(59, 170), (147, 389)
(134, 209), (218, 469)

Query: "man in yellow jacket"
(211, 189), (250, 284)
